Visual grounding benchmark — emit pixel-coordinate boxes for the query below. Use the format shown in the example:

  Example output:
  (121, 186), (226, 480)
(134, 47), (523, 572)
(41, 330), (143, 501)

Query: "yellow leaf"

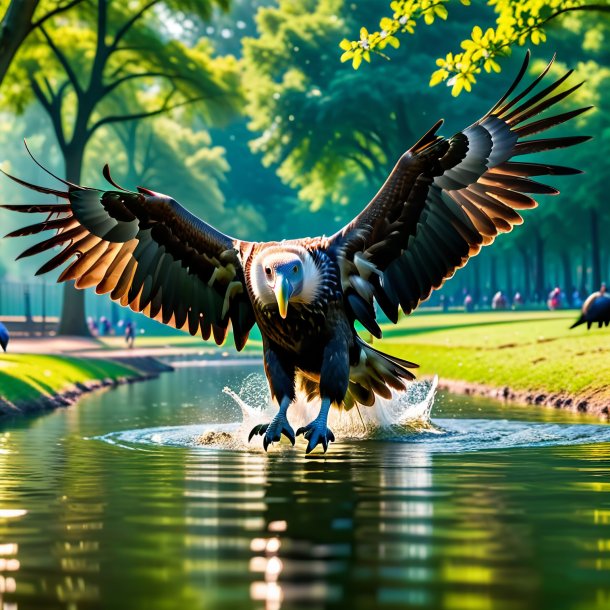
(435, 4), (448, 19)
(387, 35), (400, 48)
(339, 39), (352, 51)
(363, 51), (371, 63)
(360, 27), (369, 39)
(424, 12), (435, 25)
(341, 50), (354, 63)
(353, 54), (362, 69)
(461, 0), (471, 4)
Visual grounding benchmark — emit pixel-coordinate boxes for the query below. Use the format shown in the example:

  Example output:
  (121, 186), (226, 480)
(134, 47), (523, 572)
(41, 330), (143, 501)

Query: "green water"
(1, 362), (610, 610)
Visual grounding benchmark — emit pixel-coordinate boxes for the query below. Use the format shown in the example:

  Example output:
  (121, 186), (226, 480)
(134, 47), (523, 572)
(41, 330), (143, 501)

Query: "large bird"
(571, 286), (610, 329)
(0, 321), (9, 352)
(1, 54), (589, 453)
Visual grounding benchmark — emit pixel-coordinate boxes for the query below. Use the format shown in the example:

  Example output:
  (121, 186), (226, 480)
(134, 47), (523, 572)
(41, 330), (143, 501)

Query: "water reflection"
(1, 363), (610, 610)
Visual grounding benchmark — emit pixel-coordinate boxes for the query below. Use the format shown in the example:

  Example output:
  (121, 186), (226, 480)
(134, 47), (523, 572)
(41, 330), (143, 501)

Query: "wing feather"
(331, 52), (590, 326)
(2, 166), (256, 350)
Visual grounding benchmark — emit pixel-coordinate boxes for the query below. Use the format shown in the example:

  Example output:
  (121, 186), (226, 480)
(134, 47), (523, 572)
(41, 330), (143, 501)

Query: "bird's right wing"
(328, 53), (590, 336)
(2, 161), (256, 350)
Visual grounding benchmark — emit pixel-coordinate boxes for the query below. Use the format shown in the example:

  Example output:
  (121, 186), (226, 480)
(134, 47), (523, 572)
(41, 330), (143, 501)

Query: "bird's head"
(251, 245), (321, 318)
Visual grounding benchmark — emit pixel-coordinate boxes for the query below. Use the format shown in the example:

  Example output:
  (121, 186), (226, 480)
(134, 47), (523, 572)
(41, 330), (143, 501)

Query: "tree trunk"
(520, 247), (531, 302)
(579, 249), (588, 295)
(591, 208), (602, 291)
(57, 143), (90, 336)
(506, 258), (513, 299)
(489, 255), (497, 295)
(534, 231), (545, 302)
(560, 251), (573, 307)
(473, 261), (481, 306)
(0, 0), (38, 88)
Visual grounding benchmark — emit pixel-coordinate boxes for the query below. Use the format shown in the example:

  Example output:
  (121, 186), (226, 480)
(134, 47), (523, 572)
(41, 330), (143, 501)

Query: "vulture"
(571, 287), (610, 329)
(0, 322), (8, 352)
(1, 53), (590, 453)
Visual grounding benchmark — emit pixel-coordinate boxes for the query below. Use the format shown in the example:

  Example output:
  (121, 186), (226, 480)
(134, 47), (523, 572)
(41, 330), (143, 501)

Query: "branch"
(39, 25), (82, 96)
(29, 76), (66, 149)
(102, 71), (192, 97)
(87, 93), (207, 138)
(108, 0), (159, 54)
(31, 0), (87, 30)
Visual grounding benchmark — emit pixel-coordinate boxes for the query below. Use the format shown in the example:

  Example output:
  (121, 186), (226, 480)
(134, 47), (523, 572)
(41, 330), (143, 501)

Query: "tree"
(0, 0), (86, 89)
(243, 0), (485, 221)
(3, 0), (241, 334)
(343, 0), (610, 96)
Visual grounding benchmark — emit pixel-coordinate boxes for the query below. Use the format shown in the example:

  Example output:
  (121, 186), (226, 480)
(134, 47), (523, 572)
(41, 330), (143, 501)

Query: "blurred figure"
(571, 283), (610, 329)
(0, 321), (9, 351)
(125, 321), (136, 349)
(547, 286), (562, 310)
(87, 316), (99, 337)
(440, 294), (449, 312)
(491, 290), (507, 310)
(512, 291), (524, 310)
(464, 293), (474, 313)
(571, 287), (582, 309)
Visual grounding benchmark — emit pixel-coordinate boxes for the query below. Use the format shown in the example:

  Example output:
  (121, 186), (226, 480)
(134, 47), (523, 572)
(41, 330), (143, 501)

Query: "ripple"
(93, 418), (610, 454)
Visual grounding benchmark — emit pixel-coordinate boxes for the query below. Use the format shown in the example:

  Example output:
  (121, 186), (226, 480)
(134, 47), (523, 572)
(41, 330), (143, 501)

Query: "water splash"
(198, 374), (439, 448)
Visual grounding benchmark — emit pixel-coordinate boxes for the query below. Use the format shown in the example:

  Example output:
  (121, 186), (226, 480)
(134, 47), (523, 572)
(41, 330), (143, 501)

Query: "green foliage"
(344, 0), (610, 95)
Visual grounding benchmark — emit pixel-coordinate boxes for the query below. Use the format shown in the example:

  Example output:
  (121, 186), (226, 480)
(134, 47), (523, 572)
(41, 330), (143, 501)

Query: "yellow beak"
(274, 274), (293, 319)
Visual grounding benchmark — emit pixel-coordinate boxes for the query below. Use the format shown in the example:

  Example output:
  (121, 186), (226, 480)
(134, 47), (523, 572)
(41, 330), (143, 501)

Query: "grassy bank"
(378, 310), (610, 410)
(0, 354), (139, 413)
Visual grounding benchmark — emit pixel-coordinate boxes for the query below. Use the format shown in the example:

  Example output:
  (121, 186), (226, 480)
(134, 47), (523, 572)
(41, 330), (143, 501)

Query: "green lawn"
(378, 309), (610, 401)
(0, 354), (137, 406)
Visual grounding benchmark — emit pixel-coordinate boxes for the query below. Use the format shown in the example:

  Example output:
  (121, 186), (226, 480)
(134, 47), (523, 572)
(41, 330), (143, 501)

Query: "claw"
(248, 423), (268, 442)
(249, 415), (295, 450)
(296, 421), (335, 454)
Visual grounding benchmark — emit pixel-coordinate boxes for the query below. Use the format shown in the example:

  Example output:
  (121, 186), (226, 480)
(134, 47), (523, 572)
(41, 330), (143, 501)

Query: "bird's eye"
(265, 267), (272, 276)
(293, 265), (298, 273)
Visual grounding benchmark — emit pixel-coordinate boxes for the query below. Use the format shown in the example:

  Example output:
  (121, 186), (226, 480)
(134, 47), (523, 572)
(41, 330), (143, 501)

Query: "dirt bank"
(436, 378), (610, 418)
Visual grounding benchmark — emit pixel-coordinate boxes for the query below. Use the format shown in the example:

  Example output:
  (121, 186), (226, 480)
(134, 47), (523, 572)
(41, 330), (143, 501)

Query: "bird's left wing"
(2, 163), (256, 350)
(329, 53), (590, 337)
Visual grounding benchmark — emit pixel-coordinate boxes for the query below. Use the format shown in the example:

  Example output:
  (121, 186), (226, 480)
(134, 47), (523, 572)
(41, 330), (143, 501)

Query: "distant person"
(512, 292), (524, 310)
(125, 321), (135, 349)
(571, 283), (610, 329)
(440, 295), (449, 312)
(571, 287), (582, 309)
(547, 287), (562, 310)
(491, 290), (507, 310)
(464, 294), (474, 313)
(87, 316), (99, 337)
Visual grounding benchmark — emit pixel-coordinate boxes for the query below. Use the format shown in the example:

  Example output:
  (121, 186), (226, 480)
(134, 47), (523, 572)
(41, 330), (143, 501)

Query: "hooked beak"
(274, 274), (293, 319)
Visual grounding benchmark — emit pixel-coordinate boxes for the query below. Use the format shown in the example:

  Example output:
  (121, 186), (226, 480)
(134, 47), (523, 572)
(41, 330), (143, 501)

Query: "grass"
(378, 309), (610, 401)
(0, 354), (137, 406)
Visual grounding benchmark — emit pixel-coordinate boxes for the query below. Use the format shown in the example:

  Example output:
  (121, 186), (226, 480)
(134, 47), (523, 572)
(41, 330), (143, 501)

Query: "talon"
(298, 421), (335, 454)
(248, 423), (268, 442)
(296, 426), (305, 437)
(250, 415), (295, 450)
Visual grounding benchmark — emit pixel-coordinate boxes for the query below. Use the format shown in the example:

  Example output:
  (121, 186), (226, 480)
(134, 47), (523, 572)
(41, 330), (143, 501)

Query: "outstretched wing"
(2, 162), (256, 350)
(330, 53), (591, 337)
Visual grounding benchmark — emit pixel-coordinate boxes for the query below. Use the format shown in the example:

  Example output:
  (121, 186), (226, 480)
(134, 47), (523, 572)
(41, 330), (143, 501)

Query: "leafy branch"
(342, 0), (610, 95)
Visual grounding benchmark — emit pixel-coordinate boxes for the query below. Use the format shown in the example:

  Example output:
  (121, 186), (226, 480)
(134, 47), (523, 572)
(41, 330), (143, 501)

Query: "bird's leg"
(249, 342), (296, 451)
(296, 333), (348, 454)
(248, 395), (295, 450)
(296, 397), (335, 454)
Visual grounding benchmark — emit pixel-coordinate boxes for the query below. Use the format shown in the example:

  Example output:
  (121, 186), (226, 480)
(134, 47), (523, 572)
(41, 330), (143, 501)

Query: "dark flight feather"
(331, 53), (590, 327)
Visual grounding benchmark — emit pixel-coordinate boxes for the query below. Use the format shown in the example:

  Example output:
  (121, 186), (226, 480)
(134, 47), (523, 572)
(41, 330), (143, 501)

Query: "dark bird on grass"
(0, 322), (9, 352)
(1, 53), (590, 453)
(571, 285), (610, 329)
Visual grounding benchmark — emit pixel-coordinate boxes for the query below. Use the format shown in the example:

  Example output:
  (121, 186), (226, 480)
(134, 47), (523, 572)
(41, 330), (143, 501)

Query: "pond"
(1, 360), (610, 610)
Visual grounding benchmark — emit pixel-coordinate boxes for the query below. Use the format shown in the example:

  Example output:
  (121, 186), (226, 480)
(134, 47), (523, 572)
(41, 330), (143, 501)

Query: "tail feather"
(344, 337), (417, 410)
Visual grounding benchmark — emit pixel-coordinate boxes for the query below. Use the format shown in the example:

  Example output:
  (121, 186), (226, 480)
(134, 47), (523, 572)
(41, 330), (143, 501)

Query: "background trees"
(0, 0), (608, 333)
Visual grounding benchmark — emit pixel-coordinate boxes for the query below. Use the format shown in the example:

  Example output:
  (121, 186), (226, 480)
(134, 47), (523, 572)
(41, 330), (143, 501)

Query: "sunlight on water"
(94, 370), (610, 454)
